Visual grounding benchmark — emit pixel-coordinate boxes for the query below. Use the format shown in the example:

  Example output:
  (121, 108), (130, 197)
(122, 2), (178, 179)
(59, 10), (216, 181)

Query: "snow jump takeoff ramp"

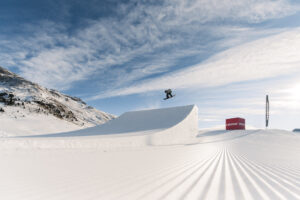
(41, 105), (199, 145)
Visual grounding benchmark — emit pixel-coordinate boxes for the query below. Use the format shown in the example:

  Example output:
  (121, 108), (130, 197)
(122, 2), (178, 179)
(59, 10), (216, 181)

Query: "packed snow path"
(0, 129), (299, 200)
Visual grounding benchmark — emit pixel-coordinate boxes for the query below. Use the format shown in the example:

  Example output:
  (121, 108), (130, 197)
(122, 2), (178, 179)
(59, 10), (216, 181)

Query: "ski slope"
(0, 105), (299, 200)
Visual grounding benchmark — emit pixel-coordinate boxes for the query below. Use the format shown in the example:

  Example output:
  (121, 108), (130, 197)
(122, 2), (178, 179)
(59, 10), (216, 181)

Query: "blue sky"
(1, 0), (300, 130)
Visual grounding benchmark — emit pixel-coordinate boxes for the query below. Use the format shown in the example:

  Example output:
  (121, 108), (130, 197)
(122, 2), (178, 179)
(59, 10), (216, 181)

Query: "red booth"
(226, 118), (245, 130)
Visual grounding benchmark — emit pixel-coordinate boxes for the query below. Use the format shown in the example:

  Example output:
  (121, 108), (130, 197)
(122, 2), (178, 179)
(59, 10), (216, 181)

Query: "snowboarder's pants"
(167, 93), (173, 98)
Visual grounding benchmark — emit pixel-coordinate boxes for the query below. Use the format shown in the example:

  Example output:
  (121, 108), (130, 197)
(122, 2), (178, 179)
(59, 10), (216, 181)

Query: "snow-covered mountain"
(0, 66), (114, 136)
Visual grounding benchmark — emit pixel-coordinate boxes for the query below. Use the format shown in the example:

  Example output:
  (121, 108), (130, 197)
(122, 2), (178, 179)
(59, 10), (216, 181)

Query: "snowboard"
(164, 94), (175, 100)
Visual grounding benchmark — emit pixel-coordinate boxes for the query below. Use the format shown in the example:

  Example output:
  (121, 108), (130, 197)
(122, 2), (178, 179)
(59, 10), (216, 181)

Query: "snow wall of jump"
(1, 105), (198, 149)
(148, 105), (198, 145)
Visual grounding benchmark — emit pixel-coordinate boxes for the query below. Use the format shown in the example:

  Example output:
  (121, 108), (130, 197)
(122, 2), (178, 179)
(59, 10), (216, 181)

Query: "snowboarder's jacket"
(165, 89), (172, 94)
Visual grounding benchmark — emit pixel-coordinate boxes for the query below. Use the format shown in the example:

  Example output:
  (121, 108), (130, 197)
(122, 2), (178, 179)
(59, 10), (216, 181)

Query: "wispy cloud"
(90, 28), (300, 99)
(161, 0), (298, 24)
(0, 0), (298, 92)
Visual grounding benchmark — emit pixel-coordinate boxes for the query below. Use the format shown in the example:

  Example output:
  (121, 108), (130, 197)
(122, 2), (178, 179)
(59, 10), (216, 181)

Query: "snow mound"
(5, 105), (198, 149)
(44, 104), (197, 136)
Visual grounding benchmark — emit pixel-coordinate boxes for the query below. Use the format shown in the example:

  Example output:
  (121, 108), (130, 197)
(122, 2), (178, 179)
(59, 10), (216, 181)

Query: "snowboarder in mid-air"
(164, 89), (175, 100)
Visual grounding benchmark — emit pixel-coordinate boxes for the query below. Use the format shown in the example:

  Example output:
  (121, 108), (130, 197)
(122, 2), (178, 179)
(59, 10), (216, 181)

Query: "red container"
(226, 118), (245, 130)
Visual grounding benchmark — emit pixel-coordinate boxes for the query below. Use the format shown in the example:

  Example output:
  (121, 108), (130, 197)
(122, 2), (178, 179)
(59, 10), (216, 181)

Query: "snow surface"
(0, 106), (80, 137)
(0, 105), (299, 200)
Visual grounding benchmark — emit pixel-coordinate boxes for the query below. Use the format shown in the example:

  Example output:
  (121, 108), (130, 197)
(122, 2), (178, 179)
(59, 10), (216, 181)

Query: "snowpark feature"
(25, 105), (199, 146)
(0, 105), (299, 200)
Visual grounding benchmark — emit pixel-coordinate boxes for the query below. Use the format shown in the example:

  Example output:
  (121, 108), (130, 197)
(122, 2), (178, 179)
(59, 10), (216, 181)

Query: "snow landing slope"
(0, 66), (114, 136)
(0, 105), (299, 199)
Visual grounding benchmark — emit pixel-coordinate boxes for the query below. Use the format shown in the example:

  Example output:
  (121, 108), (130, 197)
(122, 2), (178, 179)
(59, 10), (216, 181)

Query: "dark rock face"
(0, 92), (18, 105)
(34, 100), (78, 122)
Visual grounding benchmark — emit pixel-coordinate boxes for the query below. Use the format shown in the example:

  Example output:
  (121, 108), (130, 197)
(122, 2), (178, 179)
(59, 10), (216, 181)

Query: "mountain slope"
(0, 66), (114, 136)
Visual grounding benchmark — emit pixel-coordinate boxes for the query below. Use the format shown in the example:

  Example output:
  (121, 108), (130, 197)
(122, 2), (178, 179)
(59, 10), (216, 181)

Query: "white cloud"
(91, 28), (300, 99)
(268, 81), (300, 112)
(0, 0), (298, 91)
(161, 0), (298, 24)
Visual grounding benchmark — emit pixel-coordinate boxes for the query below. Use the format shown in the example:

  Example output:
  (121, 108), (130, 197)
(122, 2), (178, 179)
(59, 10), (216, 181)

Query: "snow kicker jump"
(35, 105), (199, 145)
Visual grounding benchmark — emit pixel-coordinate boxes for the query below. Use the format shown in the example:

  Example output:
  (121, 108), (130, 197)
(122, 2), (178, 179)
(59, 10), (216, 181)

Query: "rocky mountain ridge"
(0, 66), (114, 132)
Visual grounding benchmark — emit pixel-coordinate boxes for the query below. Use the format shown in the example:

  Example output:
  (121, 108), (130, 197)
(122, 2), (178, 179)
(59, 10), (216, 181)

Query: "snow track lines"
(1, 133), (299, 200)
(100, 145), (300, 200)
